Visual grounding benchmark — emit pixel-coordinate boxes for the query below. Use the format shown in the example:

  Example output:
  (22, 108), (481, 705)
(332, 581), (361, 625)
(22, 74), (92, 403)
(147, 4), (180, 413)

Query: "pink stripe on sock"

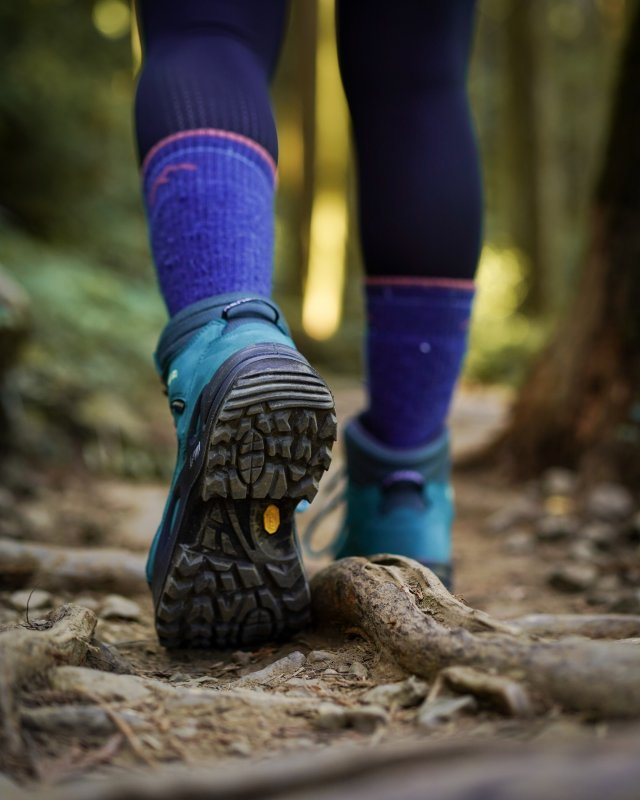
(141, 129), (277, 179)
(365, 276), (476, 291)
(148, 162), (198, 207)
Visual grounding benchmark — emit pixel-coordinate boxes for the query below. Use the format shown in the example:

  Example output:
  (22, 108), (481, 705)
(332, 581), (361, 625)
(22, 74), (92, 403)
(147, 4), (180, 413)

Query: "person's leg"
(136, 0), (286, 315)
(335, 0), (481, 584)
(137, 0), (336, 648)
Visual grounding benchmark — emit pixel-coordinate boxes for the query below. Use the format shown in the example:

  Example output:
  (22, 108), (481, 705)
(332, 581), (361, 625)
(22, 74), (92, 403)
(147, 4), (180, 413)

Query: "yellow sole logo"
(263, 504), (280, 534)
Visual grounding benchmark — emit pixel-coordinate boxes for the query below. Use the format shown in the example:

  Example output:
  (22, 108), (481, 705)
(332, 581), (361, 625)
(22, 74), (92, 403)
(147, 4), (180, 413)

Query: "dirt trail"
(1, 384), (639, 793)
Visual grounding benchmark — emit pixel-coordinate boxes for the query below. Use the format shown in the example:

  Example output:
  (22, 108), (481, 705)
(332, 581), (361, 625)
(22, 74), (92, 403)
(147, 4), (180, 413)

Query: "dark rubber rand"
(155, 362), (336, 649)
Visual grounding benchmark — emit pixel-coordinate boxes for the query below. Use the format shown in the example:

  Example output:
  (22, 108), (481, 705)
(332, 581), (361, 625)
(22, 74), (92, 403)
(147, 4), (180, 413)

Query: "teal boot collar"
(155, 293), (290, 381)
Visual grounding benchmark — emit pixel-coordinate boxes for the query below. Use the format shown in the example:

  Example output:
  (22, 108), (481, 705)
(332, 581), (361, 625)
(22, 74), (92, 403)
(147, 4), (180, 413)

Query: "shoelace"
(300, 467), (348, 558)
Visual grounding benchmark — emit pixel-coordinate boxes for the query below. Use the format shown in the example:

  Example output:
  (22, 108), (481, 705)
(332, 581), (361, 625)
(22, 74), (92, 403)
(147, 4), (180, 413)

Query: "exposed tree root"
(0, 537), (147, 594)
(0, 604), (97, 757)
(4, 737), (640, 800)
(507, 613), (640, 640)
(311, 556), (640, 718)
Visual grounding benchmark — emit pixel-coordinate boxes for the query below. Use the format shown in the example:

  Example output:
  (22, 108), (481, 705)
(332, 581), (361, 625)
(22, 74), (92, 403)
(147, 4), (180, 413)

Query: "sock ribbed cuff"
(142, 130), (277, 317)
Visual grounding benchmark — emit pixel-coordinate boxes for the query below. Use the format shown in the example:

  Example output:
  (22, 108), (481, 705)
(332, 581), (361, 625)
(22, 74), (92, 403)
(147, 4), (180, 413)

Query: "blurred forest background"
(0, 0), (636, 482)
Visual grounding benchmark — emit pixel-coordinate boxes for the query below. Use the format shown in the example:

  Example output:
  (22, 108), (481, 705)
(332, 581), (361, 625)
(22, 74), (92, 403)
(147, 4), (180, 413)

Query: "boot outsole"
(155, 361), (336, 649)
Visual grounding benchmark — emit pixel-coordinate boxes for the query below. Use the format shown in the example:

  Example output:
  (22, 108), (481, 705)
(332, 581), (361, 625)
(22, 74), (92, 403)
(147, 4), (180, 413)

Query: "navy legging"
(135, 0), (481, 280)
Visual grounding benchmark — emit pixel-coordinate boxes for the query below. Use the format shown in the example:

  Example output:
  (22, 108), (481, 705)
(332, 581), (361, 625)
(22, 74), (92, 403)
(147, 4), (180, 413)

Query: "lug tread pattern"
(155, 359), (337, 649)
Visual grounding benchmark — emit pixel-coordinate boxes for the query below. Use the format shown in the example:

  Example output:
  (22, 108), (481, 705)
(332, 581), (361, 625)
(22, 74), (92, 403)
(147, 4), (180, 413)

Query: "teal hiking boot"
(336, 418), (453, 588)
(148, 294), (337, 648)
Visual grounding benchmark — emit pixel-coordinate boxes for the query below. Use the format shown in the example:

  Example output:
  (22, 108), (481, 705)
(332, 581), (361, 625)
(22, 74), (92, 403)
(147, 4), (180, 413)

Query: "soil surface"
(1, 383), (639, 793)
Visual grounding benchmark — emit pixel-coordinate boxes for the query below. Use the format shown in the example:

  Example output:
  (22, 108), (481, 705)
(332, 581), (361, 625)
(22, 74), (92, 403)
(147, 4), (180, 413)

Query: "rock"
(628, 511), (640, 542)
(548, 563), (598, 593)
(86, 639), (135, 674)
(416, 695), (477, 729)
(541, 468), (578, 497)
(348, 662), (368, 680)
(568, 541), (597, 563)
(307, 650), (335, 664)
(232, 650), (253, 666)
(585, 484), (634, 521)
(347, 705), (388, 734)
(336, 662), (351, 674)
(315, 702), (347, 731)
(236, 651), (306, 686)
(21, 504), (54, 536)
(609, 590), (640, 614)
(99, 595), (142, 621)
(362, 676), (429, 710)
(0, 487), (14, 512)
(170, 673), (190, 683)
(174, 725), (199, 741)
(485, 497), (541, 534)
(323, 668), (338, 675)
(21, 704), (146, 735)
(51, 666), (152, 702)
(228, 740), (252, 757)
(74, 596), (101, 612)
(582, 521), (620, 550)
(504, 529), (534, 555)
(535, 515), (580, 542)
(315, 703), (388, 733)
(9, 588), (52, 611)
(0, 772), (19, 794)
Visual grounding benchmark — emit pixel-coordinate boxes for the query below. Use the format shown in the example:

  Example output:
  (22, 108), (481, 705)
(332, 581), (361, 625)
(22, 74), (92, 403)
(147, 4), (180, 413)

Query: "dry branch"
(311, 555), (640, 718)
(0, 604), (97, 756)
(0, 537), (147, 594)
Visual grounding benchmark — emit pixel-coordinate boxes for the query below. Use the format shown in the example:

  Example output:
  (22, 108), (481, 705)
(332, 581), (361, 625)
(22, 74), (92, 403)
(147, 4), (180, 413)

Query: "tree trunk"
(504, 1), (545, 314)
(499, 2), (640, 485)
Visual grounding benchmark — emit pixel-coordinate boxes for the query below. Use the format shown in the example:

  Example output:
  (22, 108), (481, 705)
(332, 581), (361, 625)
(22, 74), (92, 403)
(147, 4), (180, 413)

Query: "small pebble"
(74, 595), (101, 612)
(174, 725), (199, 741)
(336, 662), (351, 674)
(569, 541), (597, 562)
(363, 676), (429, 709)
(504, 530), (534, 556)
(535, 515), (580, 543)
(609, 590), (640, 615)
(485, 498), (540, 534)
(9, 589), (52, 611)
(417, 695), (477, 729)
(232, 650), (253, 666)
(323, 668), (338, 676)
(541, 468), (578, 497)
(582, 522), (620, 550)
(315, 703), (388, 733)
(347, 705), (388, 734)
(229, 741), (252, 757)
(315, 703), (347, 731)
(99, 595), (142, 621)
(348, 662), (368, 680)
(307, 650), (335, 664)
(585, 483), (634, 522)
(548, 563), (598, 593)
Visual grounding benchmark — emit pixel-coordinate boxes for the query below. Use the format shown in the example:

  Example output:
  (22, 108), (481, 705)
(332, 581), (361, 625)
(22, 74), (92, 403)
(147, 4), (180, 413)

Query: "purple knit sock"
(142, 130), (276, 316)
(362, 278), (476, 449)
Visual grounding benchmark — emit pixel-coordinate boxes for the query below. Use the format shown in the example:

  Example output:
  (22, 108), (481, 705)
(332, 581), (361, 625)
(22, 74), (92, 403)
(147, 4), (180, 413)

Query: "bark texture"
(500, 3), (640, 484)
(311, 556), (640, 718)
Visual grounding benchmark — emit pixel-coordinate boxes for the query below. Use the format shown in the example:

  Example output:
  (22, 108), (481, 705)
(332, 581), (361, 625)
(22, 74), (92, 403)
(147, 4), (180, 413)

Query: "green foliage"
(0, 0), (146, 269)
(465, 246), (550, 386)
(1, 226), (171, 477)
